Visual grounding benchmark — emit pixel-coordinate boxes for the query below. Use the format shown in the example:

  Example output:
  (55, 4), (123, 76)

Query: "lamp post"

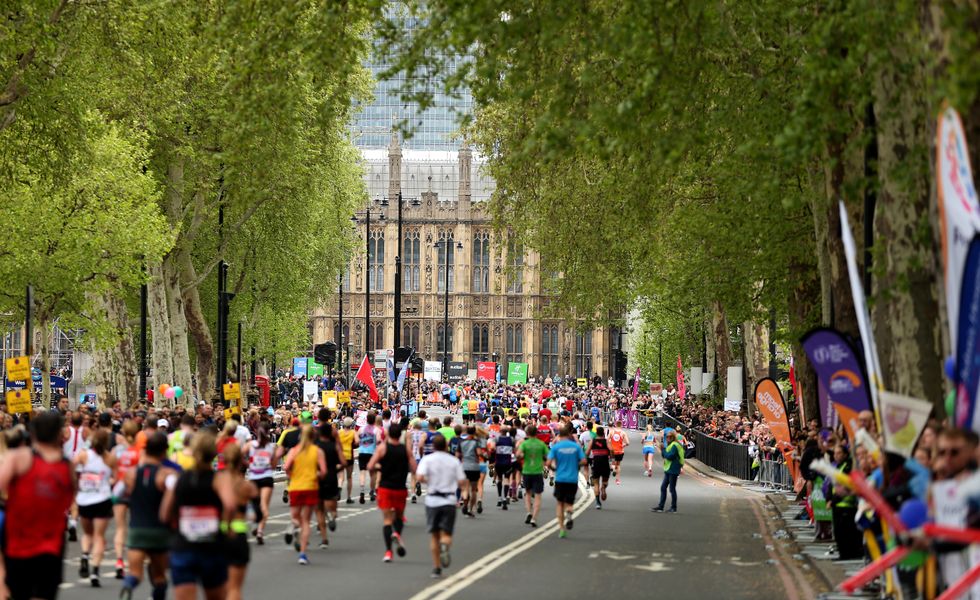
(434, 238), (462, 382)
(337, 273), (344, 374)
(392, 191), (420, 351)
(351, 201), (386, 360)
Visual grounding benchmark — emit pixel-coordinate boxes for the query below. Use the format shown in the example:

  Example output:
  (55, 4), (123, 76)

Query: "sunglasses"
(937, 446), (963, 457)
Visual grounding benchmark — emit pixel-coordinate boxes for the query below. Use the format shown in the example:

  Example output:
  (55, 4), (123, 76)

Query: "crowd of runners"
(0, 376), (687, 599)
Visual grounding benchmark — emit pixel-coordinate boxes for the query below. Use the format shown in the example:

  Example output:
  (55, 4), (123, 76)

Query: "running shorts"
(591, 463), (611, 481)
(358, 454), (372, 470)
(479, 463), (488, 474)
(78, 499), (113, 520)
(642, 447), (656, 456)
(252, 477), (275, 489)
(377, 487), (408, 512)
(319, 475), (340, 501)
(464, 470), (480, 483)
(522, 474), (544, 495)
(225, 533), (250, 567)
(289, 490), (319, 507)
(127, 527), (171, 552)
(495, 463), (513, 478)
(612, 453), (625, 463)
(425, 504), (457, 534)
(554, 482), (578, 505)
(170, 549), (228, 589)
(5, 554), (62, 600)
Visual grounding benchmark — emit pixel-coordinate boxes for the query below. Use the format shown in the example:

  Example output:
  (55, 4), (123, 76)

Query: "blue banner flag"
(386, 356), (396, 385)
(955, 235), (980, 432)
(396, 349), (414, 393)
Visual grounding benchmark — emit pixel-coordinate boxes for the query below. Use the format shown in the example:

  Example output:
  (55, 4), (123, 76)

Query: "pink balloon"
(164, 387), (176, 399)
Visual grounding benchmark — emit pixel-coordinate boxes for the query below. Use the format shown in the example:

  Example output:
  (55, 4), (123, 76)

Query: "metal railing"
(757, 459), (794, 490)
(657, 413), (754, 480)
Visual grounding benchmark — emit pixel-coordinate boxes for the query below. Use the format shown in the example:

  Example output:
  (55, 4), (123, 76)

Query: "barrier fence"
(757, 459), (794, 490)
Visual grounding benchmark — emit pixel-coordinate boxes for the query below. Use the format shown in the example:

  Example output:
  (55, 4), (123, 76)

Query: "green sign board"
(507, 362), (529, 385)
(307, 361), (325, 377)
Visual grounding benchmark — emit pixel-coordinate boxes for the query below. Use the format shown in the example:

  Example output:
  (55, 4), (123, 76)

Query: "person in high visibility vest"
(651, 430), (684, 513)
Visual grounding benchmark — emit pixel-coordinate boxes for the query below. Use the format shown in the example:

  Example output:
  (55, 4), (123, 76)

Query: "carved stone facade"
(312, 135), (614, 379)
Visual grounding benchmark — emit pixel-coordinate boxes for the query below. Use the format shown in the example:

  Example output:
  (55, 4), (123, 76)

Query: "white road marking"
(408, 475), (594, 600)
(632, 560), (672, 572)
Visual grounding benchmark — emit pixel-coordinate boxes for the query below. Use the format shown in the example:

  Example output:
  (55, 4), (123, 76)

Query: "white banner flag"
(880, 390), (932, 457)
(423, 361), (442, 382)
(303, 380), (318, 405)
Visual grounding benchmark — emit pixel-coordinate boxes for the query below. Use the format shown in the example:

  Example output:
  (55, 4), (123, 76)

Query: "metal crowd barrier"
(757, 459), (794, 490)
(656, 413), (753, 480)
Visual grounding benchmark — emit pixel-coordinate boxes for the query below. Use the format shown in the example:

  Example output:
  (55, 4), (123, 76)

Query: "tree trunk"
(870, 45), (944, 409)
(810, 183), (833, 325)
(109, 294), (139, 406)
(823, 142), (862, 341)
(38, 315), (52, 409)
(743, 320), (769, 388)
(710, 301), (732, 400)
(788, 249), (822, 426)
(147, 261), (174, 391)
(164, 253), (194, 407)
(178, 243), (216, 403)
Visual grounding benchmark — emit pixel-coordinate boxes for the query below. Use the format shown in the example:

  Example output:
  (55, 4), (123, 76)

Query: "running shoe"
(439, 543), (451, 568)
(298, 553), (309, 565)
(431, 567), (442, 579)
(530, 519), (537, 528)
(524, 513), (532, 524)
(476, 501), (483, 514)
(392, 532), (406, 557)
(282, 489), (289, 503)
(327, 514), (337, 532)
(596, 501), (602, 510)
(285, 527), (295, 546)
(651, 506), (664, 512)
(501, 501), (508, 511)
(359, 492), (365, 505)
(566, 517), (574, 530)
(601, 489), (607, 501)
(416, 482), (422, 496)
(319, 541), (329, 549)
(667, 508), (676, 513)
(79, 555), (90, 578)
(383, 550), (393, 563)
(370, 490), (377, 502)
(558, 530), (567, 539)
(549, 476), (554, 486)
(67, 522), (77, 542)
(411, 494), (417, 504)
(257, 532), (264, 545)
(90, 574), (100, 588)
(346, 497), (354, 504)
(115, 558), (124, 579)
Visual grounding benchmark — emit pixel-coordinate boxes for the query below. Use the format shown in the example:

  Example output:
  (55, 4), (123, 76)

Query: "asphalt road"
(58, 426), (815, 599)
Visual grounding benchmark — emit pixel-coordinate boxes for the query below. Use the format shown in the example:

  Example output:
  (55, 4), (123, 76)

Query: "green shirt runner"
(519, 437), (549, 475)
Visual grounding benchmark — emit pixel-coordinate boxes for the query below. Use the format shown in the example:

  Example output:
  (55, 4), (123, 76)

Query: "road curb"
(761, 493), (843, 596)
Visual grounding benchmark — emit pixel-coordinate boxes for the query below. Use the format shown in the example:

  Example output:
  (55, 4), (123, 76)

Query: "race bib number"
(251, 451), (271, 470)
(179, 506), (220, 542)
(79, 472), (104, 493)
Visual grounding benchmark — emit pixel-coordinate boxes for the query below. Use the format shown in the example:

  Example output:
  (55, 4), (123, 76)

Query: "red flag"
(788, 356), (800, 403)
(676, 355), (686, 401)
(354, 355), (379, 401)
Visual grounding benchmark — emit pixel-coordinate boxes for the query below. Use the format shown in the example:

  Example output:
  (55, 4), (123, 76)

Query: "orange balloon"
(159, 384), (170, 395)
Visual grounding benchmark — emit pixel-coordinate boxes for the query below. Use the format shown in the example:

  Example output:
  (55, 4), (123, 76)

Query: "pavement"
(57, 422), (832, 599)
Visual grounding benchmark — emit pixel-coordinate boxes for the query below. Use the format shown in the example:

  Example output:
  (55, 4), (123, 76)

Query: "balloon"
(945, 355), (956, 380)
(164, 387), (176, 400)
(898, 498), (929, 530)
(173, 386), (184, 398)
(946, 389), (956, 421)
(159, 383), (170, 395)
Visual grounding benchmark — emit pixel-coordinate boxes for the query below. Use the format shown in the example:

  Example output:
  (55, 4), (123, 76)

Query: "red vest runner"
(5, 451), (74, 558)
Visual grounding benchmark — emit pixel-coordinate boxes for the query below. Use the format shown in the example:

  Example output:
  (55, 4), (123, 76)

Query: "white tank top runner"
(76, 452), (112, 506)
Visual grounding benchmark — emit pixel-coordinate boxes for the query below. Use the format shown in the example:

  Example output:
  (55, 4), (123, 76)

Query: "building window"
(436, 322), (454, 362)
(541, 324), (559, 377)
(576, 330), (593, 378)
(472, 230), (490, 293)
(333, 321), (350, 346)
(506, 237), (523, 293)
(368, 230), (384, 292)
(340, 265), (351, 293)
(506, 324), (523, 366)
(402, 322), (420, 351)
(471, 323), (489, 368)
(403, 230), (420, 292)
(368, 322), (384, 353)
(437, 232), (456, 292)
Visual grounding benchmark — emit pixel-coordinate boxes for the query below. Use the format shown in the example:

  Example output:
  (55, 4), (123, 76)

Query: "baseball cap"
(157, 418), (169, 429)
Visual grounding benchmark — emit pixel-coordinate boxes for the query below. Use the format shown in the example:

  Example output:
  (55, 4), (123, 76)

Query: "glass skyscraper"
(352, 5), (473, 151)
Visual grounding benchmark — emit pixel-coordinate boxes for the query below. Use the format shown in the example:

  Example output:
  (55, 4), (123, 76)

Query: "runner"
(357, 412), (381, 504)
(277, 416), (302, 504)
(493, 426), (516, 509)
(641, 423), (657, 477)
(244, 424), (276, 544)
(475, 426), (489, 514)
(315, 422), (346, 548)
(222, 443), (257, 600)
(608, 420), (629, 484)
(547, 423), (586, 539)
(536, 415), (554, 486)
(587, 426), (611, 509)
(367, 422), (416, 563)
(410, 420), (426, 504)
(63, 411), (87, 543)
(283, 425), (326, 564)
(111, 420), (141, 579)
(0, 411), (75, 600)
(120, 431), (175, 600)
(160, 432), (237, 600)
(74, 429), (116, 587)
(456, 425), (484, 517)
(337, 417), (357, 504)
(415, 433), (467, 578)
(515, 424), (548, 527)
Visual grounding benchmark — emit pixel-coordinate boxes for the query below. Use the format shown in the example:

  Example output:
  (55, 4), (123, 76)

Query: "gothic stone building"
(310, 135), (618, 380)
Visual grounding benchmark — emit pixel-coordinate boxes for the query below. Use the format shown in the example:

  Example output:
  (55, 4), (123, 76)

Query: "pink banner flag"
(631, 368), (640, 401)
(676, 355), (686, 401)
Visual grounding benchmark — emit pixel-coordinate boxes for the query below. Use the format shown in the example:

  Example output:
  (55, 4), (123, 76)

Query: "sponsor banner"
(676, 355), (686, 401)
(725, 366), (743, 412)
(801, 328), (872, 418)
(818, 379), (839, 430)
(879, 390), (933, 457)
(477, 361), (496, 382)
(754, 377), (797, 479)
(447, 361), (467, 383)
(302, 380), (318, 404)
(307, 361), (324, 377)
(936, 106), (980, 352)
(955, 235), (980, 431)
(507, 362), (529, 385)
(292, 357), (308, 377)
(424, 361), (442, 382)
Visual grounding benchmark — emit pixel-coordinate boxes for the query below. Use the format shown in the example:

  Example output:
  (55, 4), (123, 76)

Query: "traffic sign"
(223, 383), (241, 401)
(338, 391), (351, 404)
(5, 388), (31, 413)
(5, 356), (30, 382)
(577, 378), (588, 388)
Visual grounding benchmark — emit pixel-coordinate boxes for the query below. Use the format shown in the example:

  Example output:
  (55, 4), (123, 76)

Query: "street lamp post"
(393, 191), (420, 351)
(434, 239), (462, 382)
(337, 274), (343, 375)
(351, 201), (386, 360)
